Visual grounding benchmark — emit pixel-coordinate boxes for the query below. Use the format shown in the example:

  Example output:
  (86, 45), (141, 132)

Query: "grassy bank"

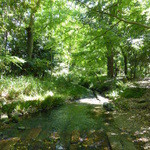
(0, 75), (92, 121)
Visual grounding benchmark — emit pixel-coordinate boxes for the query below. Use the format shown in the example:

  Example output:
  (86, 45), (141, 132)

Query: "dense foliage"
(0, 0), (149, 79)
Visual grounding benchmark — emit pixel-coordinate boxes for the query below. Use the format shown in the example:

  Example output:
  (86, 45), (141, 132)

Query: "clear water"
(0, 103), (111, 149)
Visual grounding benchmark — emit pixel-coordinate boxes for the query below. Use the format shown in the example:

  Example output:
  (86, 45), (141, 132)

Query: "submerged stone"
(0, 137), (20, 150)
(26, 128), (42, 140)
(0, 132), (3, 136)
(71, 130), (80, 143)
(17, 126), (26, 130)
(56, 145), (63, 150)
(49, 132), (60, 142)
(70, 144), (81, 150)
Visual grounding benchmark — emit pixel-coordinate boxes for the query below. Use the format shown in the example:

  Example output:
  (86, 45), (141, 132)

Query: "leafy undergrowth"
(84, 76), (150, 149)
(120, 88), (146, 98)
(0, 75), (92, 122)
(106, 80), (150, 150)
(77, 75), (118, 94)
(111, 89), (150, 150)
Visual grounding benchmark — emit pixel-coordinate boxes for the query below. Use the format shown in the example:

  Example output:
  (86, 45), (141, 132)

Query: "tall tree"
(26, 0), (41, 59)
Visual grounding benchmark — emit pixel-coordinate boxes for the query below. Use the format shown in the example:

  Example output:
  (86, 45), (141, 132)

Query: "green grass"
(0, 75), (92, 119)
(0, 75), (91, 101)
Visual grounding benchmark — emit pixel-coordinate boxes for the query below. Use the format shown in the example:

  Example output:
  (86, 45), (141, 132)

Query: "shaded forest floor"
(109, 89), (150, 150)
(107, 77), (150, 149)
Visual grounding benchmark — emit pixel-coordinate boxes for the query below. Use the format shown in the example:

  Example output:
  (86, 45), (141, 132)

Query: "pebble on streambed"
(17, 126), (26, 130)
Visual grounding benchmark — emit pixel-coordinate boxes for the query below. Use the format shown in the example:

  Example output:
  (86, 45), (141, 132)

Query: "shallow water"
(0, 103), (112, 149)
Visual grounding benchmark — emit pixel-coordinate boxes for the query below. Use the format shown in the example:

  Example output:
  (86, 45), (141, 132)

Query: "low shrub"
(7, 88), (20, 100)
(51, 95), (64, 107)
(114, 98), (130, 110)
(2, 103), (16, 118)
(41, 95), (53, 110)
(41, 95), (64, 111)
(121, 88), (146, 98)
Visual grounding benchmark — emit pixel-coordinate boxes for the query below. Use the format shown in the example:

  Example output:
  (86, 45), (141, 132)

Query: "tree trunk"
(5, 31), (8, 54)
(26, 0), (41, 58)
(124, 55), (127, 76)
(133, 54), (137, 79)
(104, 36), (114, 78)
(107, 52), (114, 78)
(27, 13), (34, 59)
(27, 27), (33, 58)
(133, 63), (137, 79)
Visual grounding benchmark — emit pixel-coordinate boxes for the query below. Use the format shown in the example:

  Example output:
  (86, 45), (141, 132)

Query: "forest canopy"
(0, 0), (150, 78)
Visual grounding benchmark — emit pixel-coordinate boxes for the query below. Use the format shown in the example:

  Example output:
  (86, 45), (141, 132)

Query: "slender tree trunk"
(120, 46), (128, 77)
(133, 62), (137, 79)
(27, 13), (34, 59)
(124, 55), (127, 76)
(26, 0), (41, 58)
(27, 27), (33, 58)
(133, 54), (137, 79)
(104, 36), (114, 78)
(51, 49), (53, 77)
(5, 31), (8, 54)
(107, 52), (114, 78)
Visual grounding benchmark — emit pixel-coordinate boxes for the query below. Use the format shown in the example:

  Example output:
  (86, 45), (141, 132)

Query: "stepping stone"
(107, 132), (136, 150)
(71, 130), (80, 143)
(70, 144), (81, 150)
(82, 130), (109, 149)
(0, 137), (20, 150)
(56, 144), (64, 150)
(82, 137), (94, 147)
(18, 126), (26, 130)
(107, 132), (123, 150)
(26, 128), (42, 140)
(50, 132), (60, 141)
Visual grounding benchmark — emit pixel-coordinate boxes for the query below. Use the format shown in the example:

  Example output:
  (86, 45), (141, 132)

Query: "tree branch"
(76, 0), (150, 29)
(83, 21), (121, 47)
(99, 11), (150, 29)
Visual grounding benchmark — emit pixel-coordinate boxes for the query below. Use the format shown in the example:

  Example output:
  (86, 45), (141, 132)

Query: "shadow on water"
(0, 103), (112, 149)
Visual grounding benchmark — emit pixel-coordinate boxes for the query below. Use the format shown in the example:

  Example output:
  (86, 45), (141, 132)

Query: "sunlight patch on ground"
(23, 95), (41, 101)
(136, 78), (150, 88)
(127, 77), (150, 89)
(77, 95), (109, 105)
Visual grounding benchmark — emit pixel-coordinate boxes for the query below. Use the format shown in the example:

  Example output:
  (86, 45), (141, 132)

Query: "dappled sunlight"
(135, 78), (150, 88)
(78, 97), (103, 105)
(45, 91), (54, 97)
(0, 103), (111, 149)
(77, 94), (109, 105)
(22, 95), (42, 101)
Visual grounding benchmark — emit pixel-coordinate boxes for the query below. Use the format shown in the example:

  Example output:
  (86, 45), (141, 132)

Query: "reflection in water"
(0, 103), (111, 149)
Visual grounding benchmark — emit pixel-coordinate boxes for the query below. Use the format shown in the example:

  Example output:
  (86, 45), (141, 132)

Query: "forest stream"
(0, 95), (139, 150)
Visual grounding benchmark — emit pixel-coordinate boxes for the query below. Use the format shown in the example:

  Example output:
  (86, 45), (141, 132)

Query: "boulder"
(103, 102), (115, 111)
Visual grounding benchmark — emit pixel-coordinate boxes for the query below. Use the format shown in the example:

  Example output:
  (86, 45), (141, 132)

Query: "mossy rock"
(103, 102), (115, 111)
